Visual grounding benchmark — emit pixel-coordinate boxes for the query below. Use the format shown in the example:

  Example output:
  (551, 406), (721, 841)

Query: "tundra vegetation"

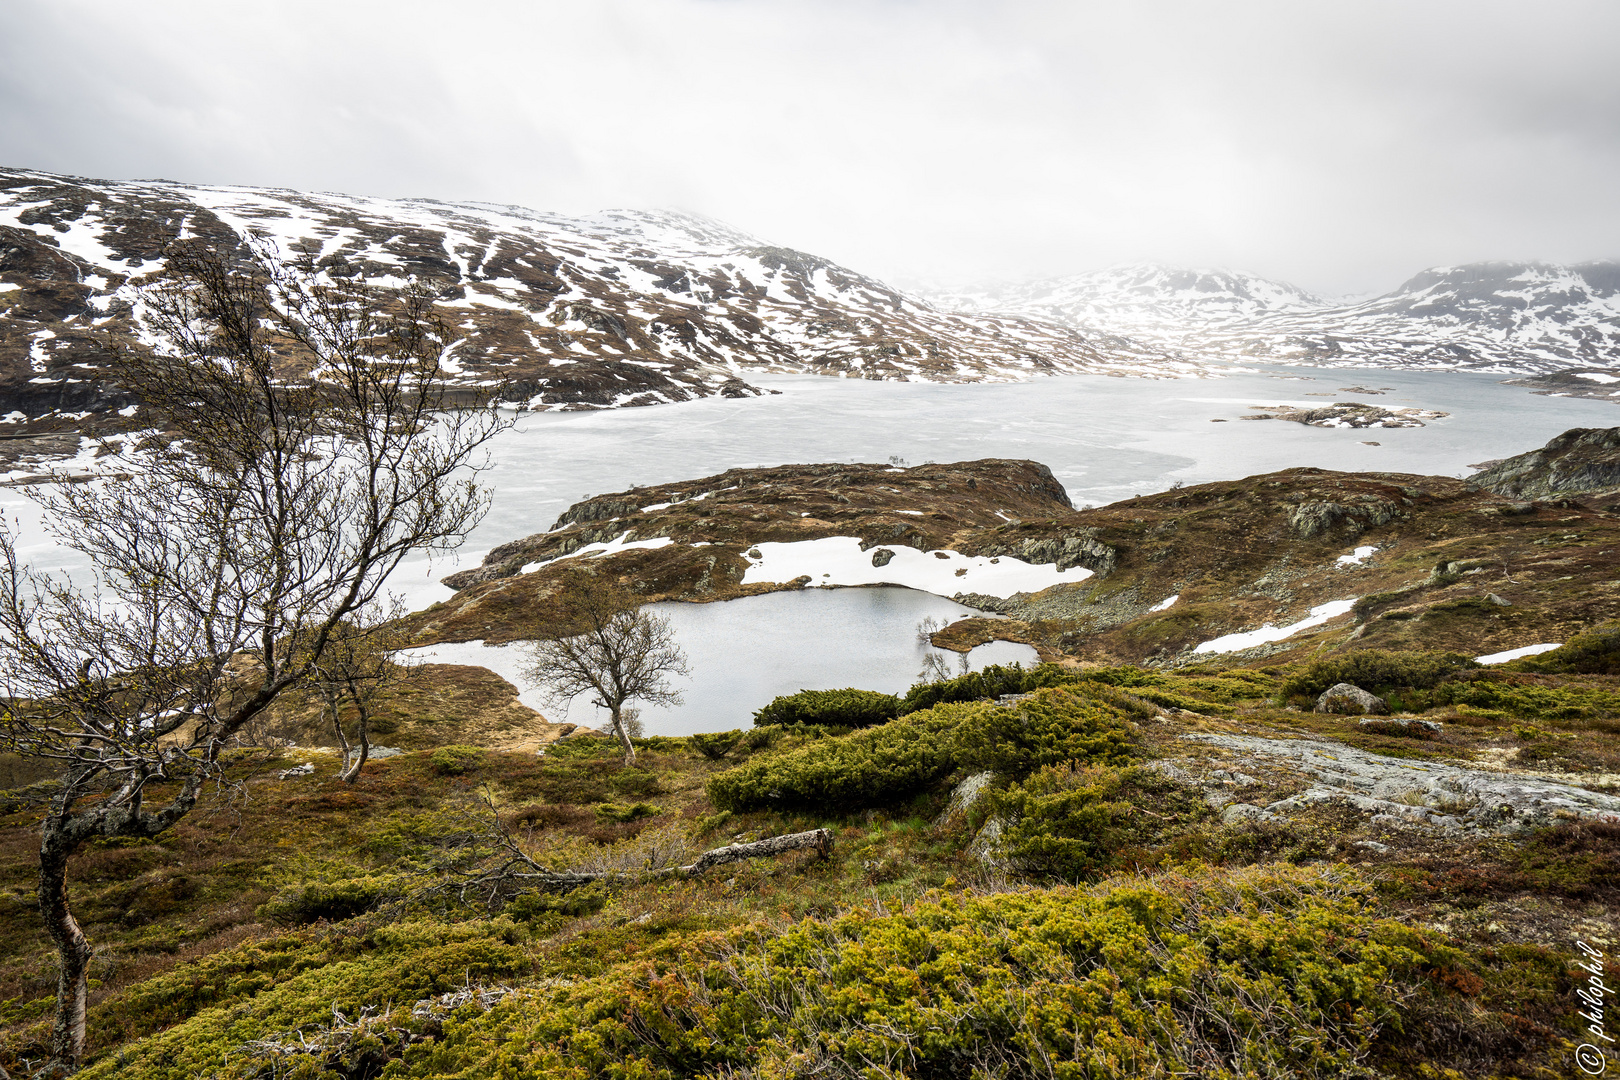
(1, 263), (1619, 1077)
(0, 640), (1610, 1076)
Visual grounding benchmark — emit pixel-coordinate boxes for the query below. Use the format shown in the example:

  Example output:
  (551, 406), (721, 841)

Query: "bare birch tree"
(521, 571), (688, 765)
(0, 239), (507, 1072)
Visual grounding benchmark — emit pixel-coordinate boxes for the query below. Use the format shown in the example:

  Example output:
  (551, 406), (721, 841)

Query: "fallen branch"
(505, 829), (834, 893)
(408, 809), (835, 914)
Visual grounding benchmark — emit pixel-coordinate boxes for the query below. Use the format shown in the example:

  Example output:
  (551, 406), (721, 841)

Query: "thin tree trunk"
(39, 835), (91, 1071)
(339, 693), (371, 784)
(609, 705), (636, 766)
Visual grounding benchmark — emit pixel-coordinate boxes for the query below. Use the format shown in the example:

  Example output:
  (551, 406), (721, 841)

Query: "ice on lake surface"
(8, 365), (1618, 736)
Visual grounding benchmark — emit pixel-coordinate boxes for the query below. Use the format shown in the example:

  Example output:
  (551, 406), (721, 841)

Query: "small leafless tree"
(0, 238), (507, 1072)
(521, 570), (688, 765)
(308, 609), (413, 784)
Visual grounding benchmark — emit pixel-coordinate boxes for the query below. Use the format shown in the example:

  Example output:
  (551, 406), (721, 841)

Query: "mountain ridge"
(932, 258), (1620, 373)
(0, 166), (1202, 430)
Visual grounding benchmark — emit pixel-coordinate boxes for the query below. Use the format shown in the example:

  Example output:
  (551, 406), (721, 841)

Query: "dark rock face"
(870, 548), (895, 567)
(1471, 427), (1620, 500)
(1315, 683), (1390, 715)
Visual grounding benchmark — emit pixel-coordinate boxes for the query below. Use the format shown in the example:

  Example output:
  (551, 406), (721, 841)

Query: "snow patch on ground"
(1149, 594), (1180, 612)
(1337, 546), (1377, 567)
(1193, 598), (1357, 655)
(521, 531), (675, 572)
(1476, 643), (1562, 664)
(741, 536), (1091, 599)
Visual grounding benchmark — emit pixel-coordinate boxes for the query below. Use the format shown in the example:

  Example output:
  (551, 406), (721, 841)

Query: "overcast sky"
(3, 0), (1617, 297)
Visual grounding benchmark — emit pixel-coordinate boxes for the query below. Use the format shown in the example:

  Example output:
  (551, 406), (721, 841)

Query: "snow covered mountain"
(935, 261), (1620, 373)
(0, 168), (1202, 425)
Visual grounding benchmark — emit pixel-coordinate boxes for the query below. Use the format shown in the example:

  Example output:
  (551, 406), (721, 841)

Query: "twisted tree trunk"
(39, 835), (92, 1071)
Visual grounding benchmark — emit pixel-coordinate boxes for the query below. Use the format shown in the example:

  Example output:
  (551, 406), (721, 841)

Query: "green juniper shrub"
(506, 886), (608, 922)
(1429, 676), (1620, 724)
(1280, 650), (1480, 701)
(382, 865), (1437, 1080)
(706, 702), (974, 813)
(900, 662), (1083, 712)
(987, 763), (1212, 880)
(954, 686), (1140, 780)
(1507, 621), (1620, 675)
(428, 744), (486, 776)
(593, 802), (662, 824)
(255, 875), (402, 926)
(752, 688), (901, 728)
(78, 919), (530, 1078)
(687, 730), (743, 760)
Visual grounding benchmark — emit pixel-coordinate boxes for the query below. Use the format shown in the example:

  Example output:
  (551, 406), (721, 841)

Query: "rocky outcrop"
(1243, 402), (1448, 428)
(411, 458), (1085, 643)
(1315, 683), (1390, 715)
(1177, 732), (1620, 834)
(1471, 426), (1620, 501)
(1286, 496), (1403, 537)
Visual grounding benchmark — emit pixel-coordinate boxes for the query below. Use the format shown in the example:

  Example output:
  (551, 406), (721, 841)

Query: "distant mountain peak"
(928, 258), (1620, 373)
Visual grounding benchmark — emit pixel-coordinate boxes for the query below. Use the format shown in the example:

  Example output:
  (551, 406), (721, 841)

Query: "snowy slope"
(0, 167), (1204, 423)
(936, 261), (1620, 373)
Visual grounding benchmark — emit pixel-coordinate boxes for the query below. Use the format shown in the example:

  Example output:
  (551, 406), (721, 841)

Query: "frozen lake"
(7, 364), (1616, 735)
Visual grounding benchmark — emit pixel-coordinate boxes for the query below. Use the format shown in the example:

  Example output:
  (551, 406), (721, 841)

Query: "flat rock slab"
(1180, 731), (1620, 833)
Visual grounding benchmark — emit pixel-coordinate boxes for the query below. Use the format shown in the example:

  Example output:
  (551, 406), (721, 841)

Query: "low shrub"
(1280, 650), (1480, 699)
(688, 730), (743, 760)
(428, 745), (486, 775)
(593, 802), (662, 823)
(255, 875), (400, 925)
(954, 687), (1139, 779)
(988, 763), (1211, 880)
(708, 687), (1139, 813)
(752, 688), (901, 728)
(390, 865), (1440, 1080)
(1429, 677), (1620, 723)
(900, 662), (1083, 712)
(1508, 621), (1620, 675)
(707, 702), (971, 812)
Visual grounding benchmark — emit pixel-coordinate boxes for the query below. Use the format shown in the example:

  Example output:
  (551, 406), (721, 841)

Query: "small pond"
(401, 586), (1039, 736)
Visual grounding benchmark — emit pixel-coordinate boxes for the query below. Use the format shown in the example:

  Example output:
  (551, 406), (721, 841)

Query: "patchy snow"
(520, 530), (674, 573)
(1192, 598), (1358, 655)
(1149, 593), (1180, 612)
(1476, 642), (1562, 664)
(740, 536), (1091, 599)
(1575, 372), (1620, 384)
(1337, 546), (1377, 567)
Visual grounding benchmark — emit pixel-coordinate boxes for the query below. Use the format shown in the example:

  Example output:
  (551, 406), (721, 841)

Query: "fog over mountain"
(3, 1), (1618, 296)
